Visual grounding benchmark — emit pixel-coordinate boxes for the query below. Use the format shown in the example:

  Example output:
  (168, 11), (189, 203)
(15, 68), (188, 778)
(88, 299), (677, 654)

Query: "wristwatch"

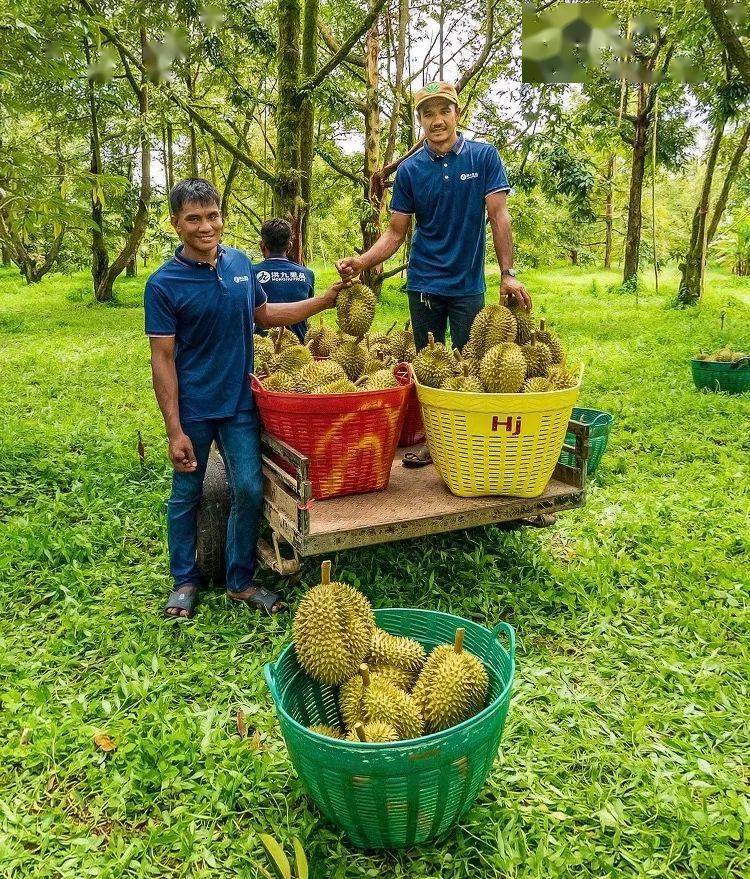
(501, 268), (517, 277)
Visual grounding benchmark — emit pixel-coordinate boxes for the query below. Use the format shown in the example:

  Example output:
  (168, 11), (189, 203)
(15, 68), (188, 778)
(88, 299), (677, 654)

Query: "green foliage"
(1, 262), (749, 878)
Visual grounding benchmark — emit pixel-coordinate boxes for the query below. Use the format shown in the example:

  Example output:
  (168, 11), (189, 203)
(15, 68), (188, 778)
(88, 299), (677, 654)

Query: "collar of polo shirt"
(423, 132), (466, 161)
(174, 242), (226, 268)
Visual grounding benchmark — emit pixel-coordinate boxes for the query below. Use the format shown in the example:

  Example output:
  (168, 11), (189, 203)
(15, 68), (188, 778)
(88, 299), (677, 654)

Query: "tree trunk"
(361, 4), (382, 289)
(275, 0), (303, 262)
(678, 117), (726, 305)
(707, 122), (750, 244)
(299, 0), (320, 261)
(166, 119), (175, 194)
(1, 242), (10, 266)
(85, 38), (110, 299)
(604, 154), (614, 269)
(570, 248), (578, 266)
(383, 0), (408, 167)
(623, 85), (648, 284)
(95, 28), (152, 302)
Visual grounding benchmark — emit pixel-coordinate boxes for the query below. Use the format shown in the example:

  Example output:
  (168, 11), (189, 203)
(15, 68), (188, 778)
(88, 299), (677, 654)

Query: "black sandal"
(402, 447), (432, 468)
(227, 585), (286, 615)
(164, 583), (199, 619)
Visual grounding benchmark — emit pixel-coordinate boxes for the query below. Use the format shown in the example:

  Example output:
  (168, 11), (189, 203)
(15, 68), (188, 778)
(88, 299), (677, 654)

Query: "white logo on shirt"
(256, 271), (271, 283)
(234, 275), (249, 283)
(460, 172), (479, 181)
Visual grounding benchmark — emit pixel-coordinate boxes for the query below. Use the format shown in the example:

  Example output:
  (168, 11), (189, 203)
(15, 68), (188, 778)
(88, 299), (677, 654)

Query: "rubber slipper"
(164, 584), (199, 619)
(227, 586), (286, 615)
(402, 449), (432, 468)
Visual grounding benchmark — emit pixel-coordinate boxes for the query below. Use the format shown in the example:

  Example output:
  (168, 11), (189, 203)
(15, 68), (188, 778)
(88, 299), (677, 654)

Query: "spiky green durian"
(253, 334), (275, 373)
(338, 664), (411, 730)
(414, 629), (489, 733)
(442, 362), (485, 393)
(360, 666), (423, 740)
(366, 322), (398, 359)
(358, 368), (399, 391)
(307, 724), (344, 739)
(337, 282), (376, 337)
(468, 304), (517, 357)
(296, 359), (347, 393)
(535, 319), (565, 364)
(520, 332), (553, 378)
(412, 332), (455, 388)
(304, 318), (338, 358)
(369, 629), (426, 673)
(523, 376), (553, 393)
(267, 342), (313, 375)
(547, 364), (579, 390)
(479, 342), (526, 393)
(262, 371), (299, 393)
(331, 335), (368, 381)
(314, 378), (359, 394)
(292, 561), (376, 686)
(346, 721), (399, 743)
(714, 347), (734, 362)
(388, 320), (416, 363)
(509, 303), (535, 345)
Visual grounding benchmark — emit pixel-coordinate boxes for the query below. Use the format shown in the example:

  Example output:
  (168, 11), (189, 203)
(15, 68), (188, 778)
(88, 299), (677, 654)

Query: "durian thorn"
(427, 332), (436, 348)
(353, 722), (367, 742)
(359, 663), (371, 686)
(530, 331), (537, 346)
(452, 348), (463, 363)
(539, 318), (546, 332)
(320, 560), (331, 585)
(454, 628), (465, 654)
(273, 328), (283, 353)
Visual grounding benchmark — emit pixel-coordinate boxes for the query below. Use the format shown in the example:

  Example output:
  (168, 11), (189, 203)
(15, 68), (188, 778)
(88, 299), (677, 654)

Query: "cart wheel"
(197, 447), (230, 586)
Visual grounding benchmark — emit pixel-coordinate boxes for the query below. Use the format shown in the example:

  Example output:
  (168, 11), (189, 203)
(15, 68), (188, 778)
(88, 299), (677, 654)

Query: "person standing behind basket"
(335, 81), (531, 352)
(145, 178), (348, 620)
(254, 218), (314, 343)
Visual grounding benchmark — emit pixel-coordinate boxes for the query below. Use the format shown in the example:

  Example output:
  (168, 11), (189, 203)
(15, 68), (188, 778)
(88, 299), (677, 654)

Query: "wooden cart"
(197, 418), (590, 579)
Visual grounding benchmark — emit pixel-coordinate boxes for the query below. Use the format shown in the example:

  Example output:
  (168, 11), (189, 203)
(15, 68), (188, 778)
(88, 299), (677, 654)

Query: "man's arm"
(335, 211), (412, 281)
(148, 336), (197, 473)
(254, 278), (349, 329)
(486, 191), (532, 310)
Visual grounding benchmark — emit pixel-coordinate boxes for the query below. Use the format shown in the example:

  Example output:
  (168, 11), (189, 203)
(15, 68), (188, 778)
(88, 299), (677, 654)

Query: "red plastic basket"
(398, 382), (426, 447)
(251, 365), (412, 500)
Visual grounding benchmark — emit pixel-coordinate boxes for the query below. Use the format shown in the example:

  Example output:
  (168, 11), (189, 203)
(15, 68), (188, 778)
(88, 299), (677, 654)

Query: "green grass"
(1, 260), (749, 878)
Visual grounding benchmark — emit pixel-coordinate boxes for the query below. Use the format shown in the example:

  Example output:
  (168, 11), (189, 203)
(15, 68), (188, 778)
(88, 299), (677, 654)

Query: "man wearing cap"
(336, 81), (531, 352)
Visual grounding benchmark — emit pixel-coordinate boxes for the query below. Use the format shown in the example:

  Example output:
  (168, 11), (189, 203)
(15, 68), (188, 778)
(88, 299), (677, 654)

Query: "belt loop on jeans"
(421, 291), (431, 309)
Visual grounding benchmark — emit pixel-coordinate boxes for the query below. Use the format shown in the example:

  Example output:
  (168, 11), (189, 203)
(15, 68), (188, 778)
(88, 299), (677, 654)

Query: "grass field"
(0, 259), (749, 878)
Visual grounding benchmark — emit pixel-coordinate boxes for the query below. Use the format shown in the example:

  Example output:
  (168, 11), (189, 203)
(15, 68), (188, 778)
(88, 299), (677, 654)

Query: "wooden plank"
(262, 458), (300, 496)
(262, 473), (300, 528)
(261, 432), (309, 481)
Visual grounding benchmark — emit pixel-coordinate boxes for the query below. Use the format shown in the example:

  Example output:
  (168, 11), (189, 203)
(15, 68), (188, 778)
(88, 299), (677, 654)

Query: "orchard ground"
(0, 262), (748, 878)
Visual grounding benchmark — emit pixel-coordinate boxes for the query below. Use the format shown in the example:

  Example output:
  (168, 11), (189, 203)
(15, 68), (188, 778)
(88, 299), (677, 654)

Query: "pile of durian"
(293, 562), (490, 743)
(695, 347), (749, 363)
(413, 302), (577, 393)
(254, 281), (417, 394)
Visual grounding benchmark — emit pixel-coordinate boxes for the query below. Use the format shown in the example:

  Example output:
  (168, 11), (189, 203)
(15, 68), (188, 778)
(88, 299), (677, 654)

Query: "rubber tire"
(197, 448), (230, 586)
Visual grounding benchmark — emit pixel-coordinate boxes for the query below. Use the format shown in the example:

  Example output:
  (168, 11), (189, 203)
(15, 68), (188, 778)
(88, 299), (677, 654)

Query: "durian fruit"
(523, 376), (553, 393)
(369, 629), (426, 673)
(509, 302), (535, 345)
(308, 724), (344, 739)
(414, 629), (489, 734)
(368, 664), (417, 691)
(253, 334), (275, 373)
(266, 336), (314, 374)
(315, 378), (359, 394)
(338, 664), (412, 730)
(268, 326), (301, 351)
(346, 721), (399, 743)
(695, 352), (709, 361)
(361, 339), (389, 375)
(292, 561), (376, 687)
(357, 369), (399, 391)
(359, 665), (424, 740)
(535, 319), (565, 364)
(331, 335), (368, 381)
(388, 320), (416, 363)
(304, 318), (338, 357)
(262, 371), (299, 393)
(714, 347), (734, 362)
(297, 359), (346, 393)
(479, 342), (527, 393)
(520, 332), (553, 378)
(367, 322), (398, 360)
(412, 332), (456, 388)
(548, 364), (578, 390)
(468, 304), (517, 357)
(732, 351), (750, 362)
(337, 282), (376, 338)
(442, 362), (485, 393)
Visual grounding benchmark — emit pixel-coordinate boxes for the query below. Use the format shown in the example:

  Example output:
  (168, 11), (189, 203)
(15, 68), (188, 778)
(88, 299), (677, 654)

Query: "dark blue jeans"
(167, 410), (263, 593)
(407, 291), (485, 351)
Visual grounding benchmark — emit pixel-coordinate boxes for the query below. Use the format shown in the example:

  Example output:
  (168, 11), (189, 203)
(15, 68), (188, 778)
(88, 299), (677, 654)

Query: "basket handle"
(590, 411), (612, 428)
(731, 356), (750, 370)
(491, 622), (516, 661)
(263, 662), (280, 701)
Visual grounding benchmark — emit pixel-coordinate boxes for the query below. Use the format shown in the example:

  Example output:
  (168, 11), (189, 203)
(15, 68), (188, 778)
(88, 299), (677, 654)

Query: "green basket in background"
(264, 609), (515, 850)
(559, 407), (613, 476)
(691, 358), (750, 395)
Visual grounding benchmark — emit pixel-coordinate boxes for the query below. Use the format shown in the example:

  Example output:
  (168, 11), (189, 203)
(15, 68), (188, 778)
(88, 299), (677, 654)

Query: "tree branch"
(317, 146), (366, 185)
(317, 20), (366, 67)
(704, 0), (750, 85)
(455, 0), (496, 94)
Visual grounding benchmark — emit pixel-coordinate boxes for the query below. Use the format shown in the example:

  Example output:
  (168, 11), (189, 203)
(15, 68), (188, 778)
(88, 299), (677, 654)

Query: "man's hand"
(168, 432), (197, 473)
(501, 275), (532, 310)
(322, 278), (352, 308)
(335, 256), (365, 281)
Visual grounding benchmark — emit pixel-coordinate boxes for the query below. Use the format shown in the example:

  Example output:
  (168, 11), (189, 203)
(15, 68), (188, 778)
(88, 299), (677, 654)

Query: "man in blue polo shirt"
(145, 179), (347, 619)
(336, 81), (531, 351)
(254, 218), (314, 342)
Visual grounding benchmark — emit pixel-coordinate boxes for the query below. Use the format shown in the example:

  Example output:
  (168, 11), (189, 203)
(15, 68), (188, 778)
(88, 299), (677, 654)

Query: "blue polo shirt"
(144, 244), (266, 422)
(390, 134), (510, 297)
(253, 256), (314, 342)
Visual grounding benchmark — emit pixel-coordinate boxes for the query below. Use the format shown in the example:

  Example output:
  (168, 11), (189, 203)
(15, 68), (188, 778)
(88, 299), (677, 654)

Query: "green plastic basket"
(691, 358), (750, 394)
(559, 407), (613, 476)
(264, 609), (515, 849)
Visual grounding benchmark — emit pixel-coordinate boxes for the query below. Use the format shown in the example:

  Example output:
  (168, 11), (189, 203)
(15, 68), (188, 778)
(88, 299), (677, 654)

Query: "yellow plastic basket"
(416, 366), (583, 498)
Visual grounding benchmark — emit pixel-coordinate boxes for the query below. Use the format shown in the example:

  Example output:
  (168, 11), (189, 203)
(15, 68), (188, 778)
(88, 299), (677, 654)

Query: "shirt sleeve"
(484, 146), (511, 196)
(251, 265), (268, 308)
(306, 268), (315, 297)
(144, 279), (176, 336)
(390, 164), (415, 214)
